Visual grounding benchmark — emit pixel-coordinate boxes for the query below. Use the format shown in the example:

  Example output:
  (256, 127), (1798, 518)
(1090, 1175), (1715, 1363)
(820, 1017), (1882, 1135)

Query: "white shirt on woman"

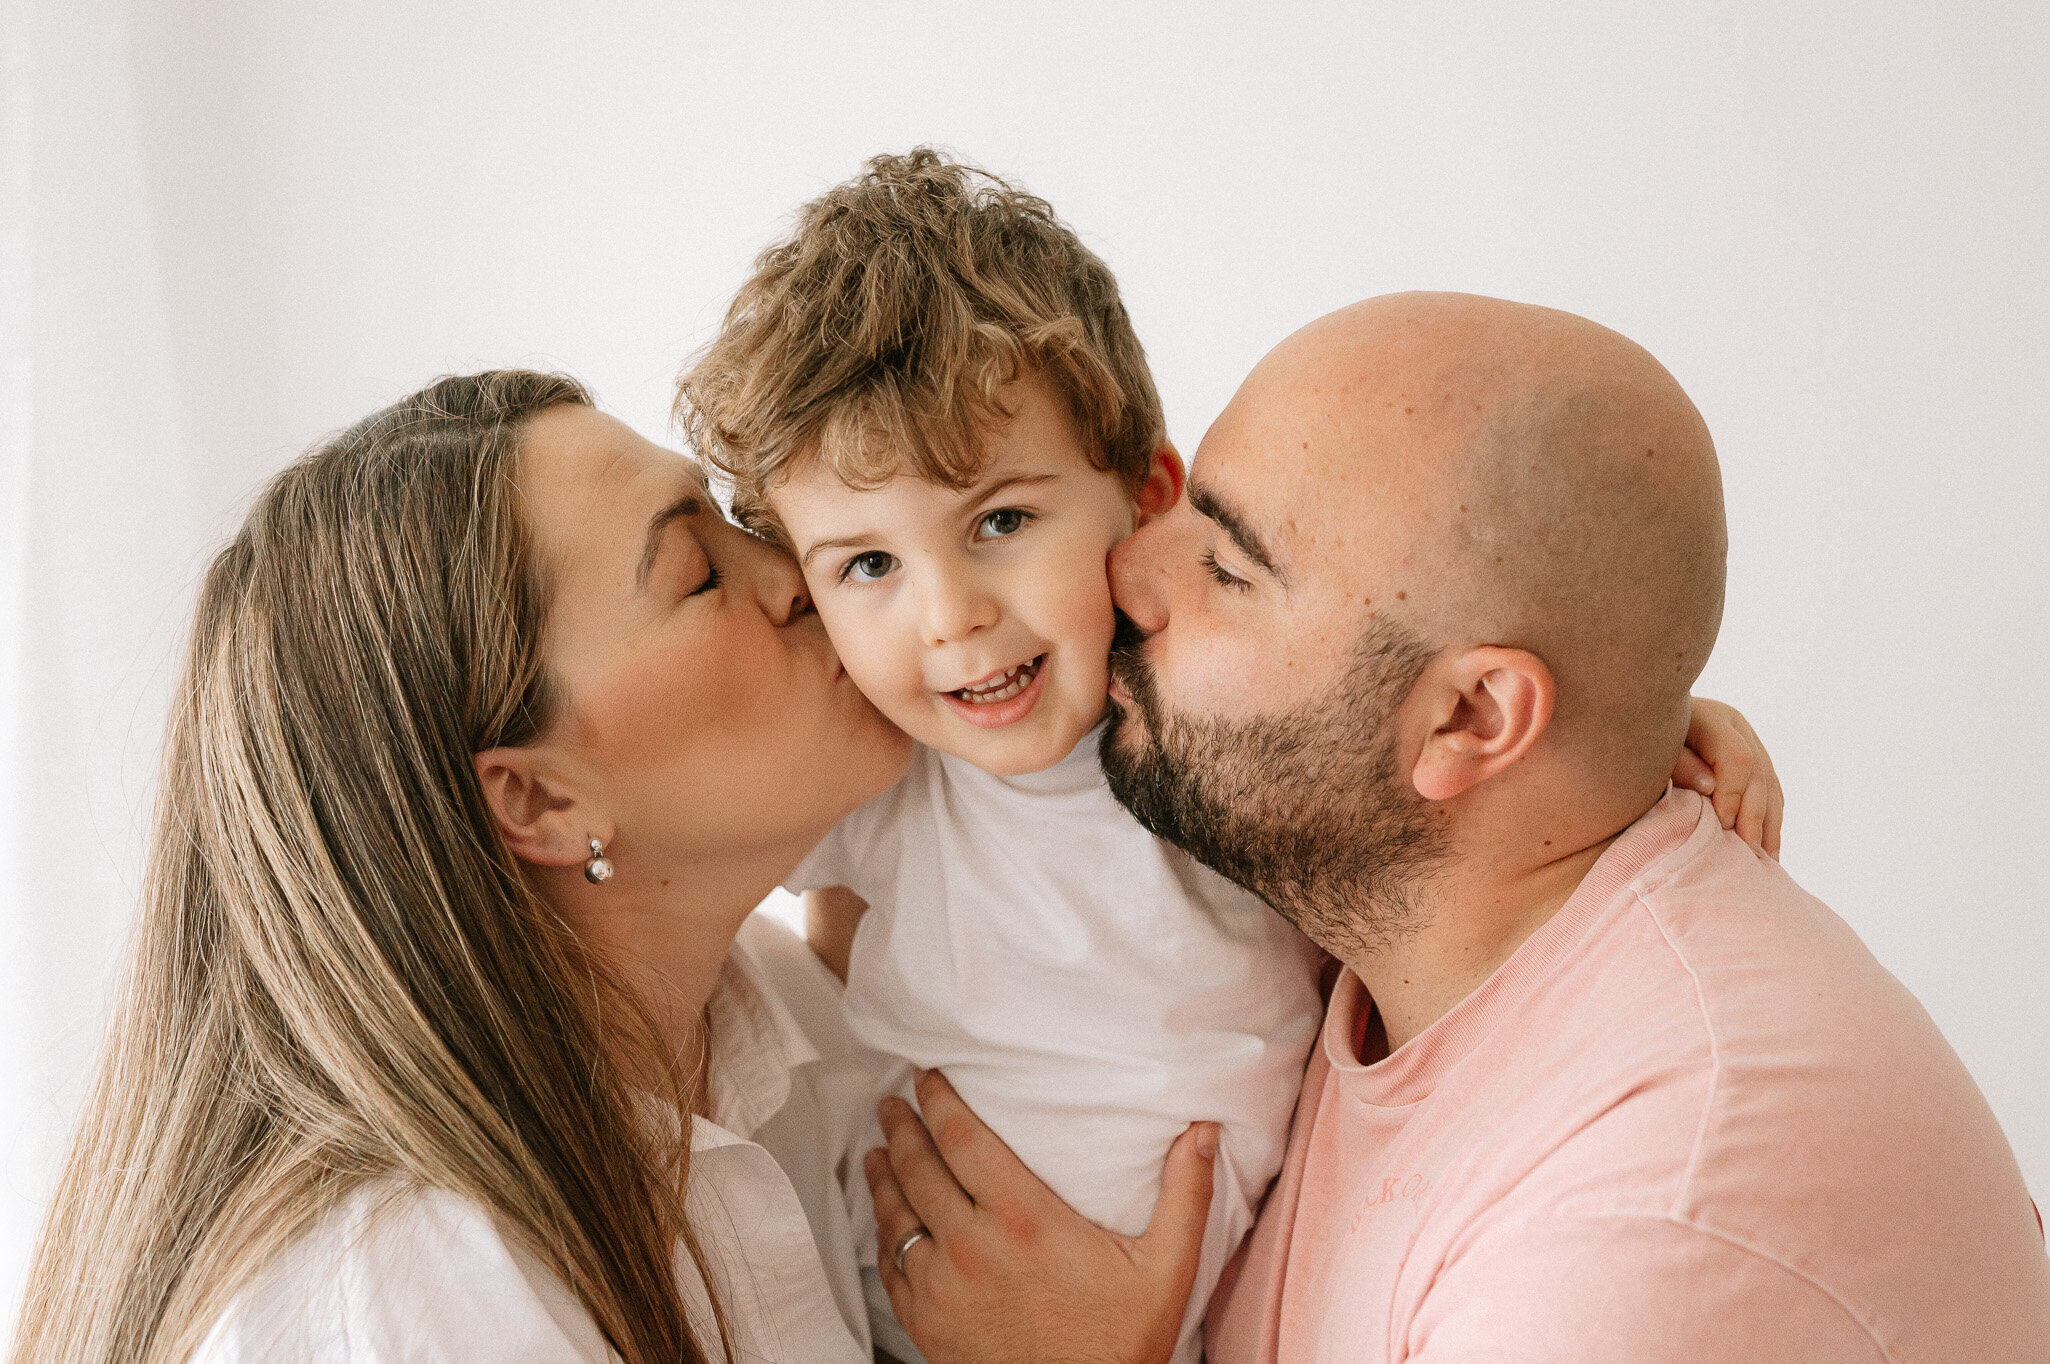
(789, 722), (1326, 1364)
(193, 914), (875, 1363)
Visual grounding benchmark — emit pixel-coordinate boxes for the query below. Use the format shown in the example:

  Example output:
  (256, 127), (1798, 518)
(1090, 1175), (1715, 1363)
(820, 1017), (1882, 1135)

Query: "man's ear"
(473, 747), (608, 869)
(1410, 646), (1554, 802)
(1132, 444), (1186, 527)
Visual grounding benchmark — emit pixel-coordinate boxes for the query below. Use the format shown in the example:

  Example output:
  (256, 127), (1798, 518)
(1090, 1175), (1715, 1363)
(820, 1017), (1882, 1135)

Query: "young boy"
(677, 150), (1773, 1364)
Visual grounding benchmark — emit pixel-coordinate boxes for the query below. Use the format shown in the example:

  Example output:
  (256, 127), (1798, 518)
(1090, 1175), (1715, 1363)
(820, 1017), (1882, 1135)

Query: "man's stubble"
(1100, 610), (1451, 960)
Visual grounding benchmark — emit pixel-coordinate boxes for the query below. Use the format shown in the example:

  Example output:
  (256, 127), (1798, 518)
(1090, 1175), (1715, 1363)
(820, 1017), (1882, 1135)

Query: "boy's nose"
(1108, 519), (1170, 636)
(918, 570), (999, 645)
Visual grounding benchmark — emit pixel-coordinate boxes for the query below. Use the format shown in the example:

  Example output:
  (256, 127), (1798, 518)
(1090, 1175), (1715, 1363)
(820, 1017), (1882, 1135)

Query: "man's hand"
(1672, 697), (1784, 859)
(863, 1069), (1219, 1364)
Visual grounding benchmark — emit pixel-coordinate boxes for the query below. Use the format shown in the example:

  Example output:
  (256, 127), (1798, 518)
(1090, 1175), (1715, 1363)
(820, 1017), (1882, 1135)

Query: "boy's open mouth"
(952, 655), (1045, 704)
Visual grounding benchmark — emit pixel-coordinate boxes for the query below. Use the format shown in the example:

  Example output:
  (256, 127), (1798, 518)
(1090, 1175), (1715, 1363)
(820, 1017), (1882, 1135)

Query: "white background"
(6, 0), (2046, 1331)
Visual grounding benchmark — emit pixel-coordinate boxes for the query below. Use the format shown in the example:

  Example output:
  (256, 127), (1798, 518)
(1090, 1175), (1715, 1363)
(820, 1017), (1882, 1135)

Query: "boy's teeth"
(955, 657), (1041, 704)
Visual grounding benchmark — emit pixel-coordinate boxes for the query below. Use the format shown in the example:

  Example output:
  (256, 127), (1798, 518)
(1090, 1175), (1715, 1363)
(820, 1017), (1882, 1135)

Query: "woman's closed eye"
(840, 550), (898, 585)
(975, 507), (1033, 540)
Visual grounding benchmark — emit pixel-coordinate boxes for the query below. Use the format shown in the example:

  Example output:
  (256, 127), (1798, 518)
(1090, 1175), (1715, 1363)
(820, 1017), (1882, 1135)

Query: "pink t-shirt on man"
(1208, 788), (2050, 1362)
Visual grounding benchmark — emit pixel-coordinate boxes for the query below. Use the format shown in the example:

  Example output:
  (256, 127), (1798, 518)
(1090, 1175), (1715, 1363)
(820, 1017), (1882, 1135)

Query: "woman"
(11, 372), (913, 1362)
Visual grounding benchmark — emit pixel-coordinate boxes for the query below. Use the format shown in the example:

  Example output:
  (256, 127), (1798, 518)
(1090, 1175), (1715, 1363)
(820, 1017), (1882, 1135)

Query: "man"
(862, 293), (2050, 1361)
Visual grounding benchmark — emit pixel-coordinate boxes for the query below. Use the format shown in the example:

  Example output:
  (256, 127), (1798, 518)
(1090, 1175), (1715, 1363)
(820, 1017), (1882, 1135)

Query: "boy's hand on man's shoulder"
(1674, 696), (1784, 859)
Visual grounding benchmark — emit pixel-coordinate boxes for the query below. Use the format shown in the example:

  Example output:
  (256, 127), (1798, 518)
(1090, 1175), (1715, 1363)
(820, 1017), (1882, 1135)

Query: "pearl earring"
(583, 838), (614, 885)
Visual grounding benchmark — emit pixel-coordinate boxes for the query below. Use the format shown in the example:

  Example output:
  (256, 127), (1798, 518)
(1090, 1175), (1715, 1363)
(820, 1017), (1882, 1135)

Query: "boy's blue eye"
(843, 550), (896, 584)
(978, 508), (1030, 539)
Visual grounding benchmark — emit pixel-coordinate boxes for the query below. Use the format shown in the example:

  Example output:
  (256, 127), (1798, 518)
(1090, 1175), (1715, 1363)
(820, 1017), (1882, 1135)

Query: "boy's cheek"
(831, 644), (945, 743)
(871, 693), (956, 755)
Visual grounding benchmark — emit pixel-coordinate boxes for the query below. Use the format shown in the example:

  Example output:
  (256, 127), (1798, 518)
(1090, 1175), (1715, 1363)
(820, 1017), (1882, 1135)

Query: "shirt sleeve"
(1407, 1212), (1887, 1364)
(194, 1187), (617, 1362)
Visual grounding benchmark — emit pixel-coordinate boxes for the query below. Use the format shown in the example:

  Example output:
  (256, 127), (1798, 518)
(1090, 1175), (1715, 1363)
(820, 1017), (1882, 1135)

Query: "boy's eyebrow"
(1187, 479), (1288, 585)
(636, 491), (704, 591)
(972, 471), (1060, 500)
(800, 533), (870, 570)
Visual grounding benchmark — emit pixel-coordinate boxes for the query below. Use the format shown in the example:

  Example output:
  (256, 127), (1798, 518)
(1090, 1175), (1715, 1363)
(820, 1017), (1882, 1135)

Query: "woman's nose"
(918, 567), (998, 646)
(1108, 517), (1170, 635)
(740, 531), (812, 626)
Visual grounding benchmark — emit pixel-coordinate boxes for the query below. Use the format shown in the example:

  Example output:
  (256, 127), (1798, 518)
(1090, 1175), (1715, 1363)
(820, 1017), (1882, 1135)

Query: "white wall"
(9, 0), (2046, 1322)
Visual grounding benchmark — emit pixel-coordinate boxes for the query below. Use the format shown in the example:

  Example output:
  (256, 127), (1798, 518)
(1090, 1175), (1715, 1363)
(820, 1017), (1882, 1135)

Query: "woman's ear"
(473, 747), (607, 868)
(1410, 647), (1554, 802)
(1132, 444), (1186, 528)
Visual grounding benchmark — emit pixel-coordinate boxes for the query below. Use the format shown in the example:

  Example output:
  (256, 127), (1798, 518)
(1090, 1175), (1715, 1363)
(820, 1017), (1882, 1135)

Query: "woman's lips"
(941, 654), (1048, 729)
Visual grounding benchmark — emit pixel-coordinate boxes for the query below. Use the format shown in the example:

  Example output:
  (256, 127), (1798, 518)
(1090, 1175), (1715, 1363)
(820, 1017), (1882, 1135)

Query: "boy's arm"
(1672, 697), (1784, 859)
(803, 885), (869, 983)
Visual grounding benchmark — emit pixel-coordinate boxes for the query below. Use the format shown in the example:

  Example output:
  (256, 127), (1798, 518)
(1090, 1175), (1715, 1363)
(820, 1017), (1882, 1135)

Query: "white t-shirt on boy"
(789, 722), (1324, 1364)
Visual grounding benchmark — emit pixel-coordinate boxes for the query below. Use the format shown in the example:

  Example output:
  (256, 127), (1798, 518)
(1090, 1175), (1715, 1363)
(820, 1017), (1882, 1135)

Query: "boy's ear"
(473, 747), (608, 869)
(1132, 444), (1186, 528)
(1410, 646), (1554, 802)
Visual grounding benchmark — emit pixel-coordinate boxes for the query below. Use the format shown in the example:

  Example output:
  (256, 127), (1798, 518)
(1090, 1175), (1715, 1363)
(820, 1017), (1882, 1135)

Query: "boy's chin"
(907, 705), (1098, 777)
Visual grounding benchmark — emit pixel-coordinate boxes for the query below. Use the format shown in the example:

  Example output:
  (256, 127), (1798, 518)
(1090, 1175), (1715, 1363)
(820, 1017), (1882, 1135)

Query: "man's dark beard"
(1100, 610), (1451, 959)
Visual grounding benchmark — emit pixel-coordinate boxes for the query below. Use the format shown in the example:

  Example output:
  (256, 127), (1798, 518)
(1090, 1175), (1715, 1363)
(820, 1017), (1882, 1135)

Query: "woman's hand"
(1671, 697), (1783, 859)
(864, 1070), (1217, 1364)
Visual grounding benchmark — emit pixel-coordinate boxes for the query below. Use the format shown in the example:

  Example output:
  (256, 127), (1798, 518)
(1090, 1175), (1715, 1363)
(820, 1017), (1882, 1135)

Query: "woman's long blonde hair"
(13, 372), (727, 1363)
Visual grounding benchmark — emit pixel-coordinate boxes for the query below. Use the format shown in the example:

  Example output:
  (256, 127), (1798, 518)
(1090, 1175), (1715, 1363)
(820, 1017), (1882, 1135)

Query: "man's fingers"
(866, 1146), (925, 1262)
(1134, 1122), (1220, 1283)
(879, 1092), (975, 1239)
(865, 1147), (927, 1322)
(912, 1069), (1049, 1211)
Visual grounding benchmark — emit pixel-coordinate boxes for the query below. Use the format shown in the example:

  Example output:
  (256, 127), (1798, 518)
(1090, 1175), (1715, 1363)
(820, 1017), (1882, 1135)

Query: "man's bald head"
(1247, 292), (1726, 785)
(1102, 294), (1726, 944)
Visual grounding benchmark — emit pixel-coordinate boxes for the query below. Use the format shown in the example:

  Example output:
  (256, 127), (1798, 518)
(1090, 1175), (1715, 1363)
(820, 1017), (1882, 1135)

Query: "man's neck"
(1339, 827), (1624, 1056)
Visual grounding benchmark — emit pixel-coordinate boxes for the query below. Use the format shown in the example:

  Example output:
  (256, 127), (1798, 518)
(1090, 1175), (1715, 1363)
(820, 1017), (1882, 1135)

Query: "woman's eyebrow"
(635, 492), (703, 590)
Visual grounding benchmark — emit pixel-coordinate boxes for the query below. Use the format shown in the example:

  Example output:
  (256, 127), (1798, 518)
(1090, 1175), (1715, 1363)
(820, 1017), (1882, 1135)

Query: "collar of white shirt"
(700, 926), (822, 1145)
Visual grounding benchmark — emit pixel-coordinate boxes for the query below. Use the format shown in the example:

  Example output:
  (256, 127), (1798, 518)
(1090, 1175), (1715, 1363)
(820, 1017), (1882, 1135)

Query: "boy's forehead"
(773, 402), (1120, 539)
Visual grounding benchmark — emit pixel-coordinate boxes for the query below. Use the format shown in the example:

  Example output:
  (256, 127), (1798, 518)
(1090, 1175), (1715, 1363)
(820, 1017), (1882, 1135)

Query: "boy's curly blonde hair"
(676, 148), (1166, 545)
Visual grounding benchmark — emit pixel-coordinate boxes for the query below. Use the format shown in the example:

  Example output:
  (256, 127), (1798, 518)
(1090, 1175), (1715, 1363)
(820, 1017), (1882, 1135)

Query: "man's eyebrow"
(635, 491), (703, 590)
(1187, 480), (1287, 585)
